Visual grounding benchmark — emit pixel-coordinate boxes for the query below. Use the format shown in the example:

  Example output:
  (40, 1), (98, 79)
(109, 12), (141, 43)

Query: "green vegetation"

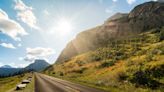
(44, 27), (164, 92)
(0, 73), (34, 92)
(0, 74), (26, 92)
(12, 77), (34, 92)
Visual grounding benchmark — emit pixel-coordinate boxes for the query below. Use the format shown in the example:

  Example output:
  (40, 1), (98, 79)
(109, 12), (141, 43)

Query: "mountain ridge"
(0, 65), (13, 68)
(0, 59), (50, 77)
(56, 1), (164, 63)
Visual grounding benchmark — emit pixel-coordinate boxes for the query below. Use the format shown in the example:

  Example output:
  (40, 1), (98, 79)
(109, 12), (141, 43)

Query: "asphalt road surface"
(35, 73), (107, 92)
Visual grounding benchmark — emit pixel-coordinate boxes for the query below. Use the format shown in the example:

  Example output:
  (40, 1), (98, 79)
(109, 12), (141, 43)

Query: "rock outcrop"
(56, 1), (164, 63)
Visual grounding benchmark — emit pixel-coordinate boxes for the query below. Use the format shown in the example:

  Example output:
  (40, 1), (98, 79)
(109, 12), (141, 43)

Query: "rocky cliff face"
(56, 1), (164, 63)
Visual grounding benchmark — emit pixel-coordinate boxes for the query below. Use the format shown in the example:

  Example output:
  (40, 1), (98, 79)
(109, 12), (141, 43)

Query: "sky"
(0, 0), (157, 68)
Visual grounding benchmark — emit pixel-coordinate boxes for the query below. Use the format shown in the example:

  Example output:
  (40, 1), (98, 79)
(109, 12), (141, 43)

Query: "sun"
(56, 18), (73, 35)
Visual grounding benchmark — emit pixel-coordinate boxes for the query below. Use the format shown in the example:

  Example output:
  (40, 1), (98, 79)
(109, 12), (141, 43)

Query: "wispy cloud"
(8, 62), (29, 68)
(0, 43), (16, 49)
(126, 0), (136, 5)
(23, 47), (55, 61)
(0, 9), (28, 41)
(14, 0), (39, 30)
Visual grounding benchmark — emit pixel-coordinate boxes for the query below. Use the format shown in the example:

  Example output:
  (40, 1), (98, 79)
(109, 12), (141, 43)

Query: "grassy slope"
(44, 27), (164, 92)
(11, 77), (34, 92)
(0, 73), (34, 92)
(0, 73), (33, 92)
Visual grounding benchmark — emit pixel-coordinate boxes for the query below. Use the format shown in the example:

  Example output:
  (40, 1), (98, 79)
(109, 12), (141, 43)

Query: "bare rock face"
(129, 1), (164, 18)
(56, 1), (164, 63)
(128, 1), (164, 32)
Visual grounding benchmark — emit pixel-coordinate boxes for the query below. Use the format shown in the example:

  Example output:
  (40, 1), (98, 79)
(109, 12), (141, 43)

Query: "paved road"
(35, 73), (107, 92)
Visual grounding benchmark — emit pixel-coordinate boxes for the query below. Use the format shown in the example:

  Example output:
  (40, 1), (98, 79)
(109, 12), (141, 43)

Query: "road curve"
(35, 73), (107, 92)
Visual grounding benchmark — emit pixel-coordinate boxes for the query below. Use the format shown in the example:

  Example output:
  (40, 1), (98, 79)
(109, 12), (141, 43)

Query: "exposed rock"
(56, 1), (164, 63)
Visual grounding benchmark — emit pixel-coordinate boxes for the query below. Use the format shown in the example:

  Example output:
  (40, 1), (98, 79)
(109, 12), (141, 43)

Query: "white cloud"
(24, 55), (36, 62)
(126, 0), (136, 5)
(0, 43), (16, 49)
(23, 47), (54, 61)
(27, 47), (54, 57)
(14, 0), (39, 29)
(8, 62), (29, 68)
(0, 9), (8, 19)
(16, 63), (29, 68)
(0, 9), (28, 41)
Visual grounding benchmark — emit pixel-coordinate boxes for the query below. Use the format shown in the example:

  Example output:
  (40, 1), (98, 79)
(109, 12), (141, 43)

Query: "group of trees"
(0, 69), (34, 78)
(0, 71), (23, 78)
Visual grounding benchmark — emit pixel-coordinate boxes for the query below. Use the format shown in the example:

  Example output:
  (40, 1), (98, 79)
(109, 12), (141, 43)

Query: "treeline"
(0, 69), (34, 78)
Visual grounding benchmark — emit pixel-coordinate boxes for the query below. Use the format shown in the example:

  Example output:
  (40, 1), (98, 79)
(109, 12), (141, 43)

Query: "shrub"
(90, 53), (102, 61)
(59, 72), (64, 76)
(159, 29), (164, 41)
(71, 67), (87, 74)
(117, 70), (127, 81)
(99, 59), (117, 68)
(52, 72), (56, 74)
(76, 60), (85, 66)
(155, 44), (164, 55)
(151, 28), (161, 34)
(145, 52), (154, 62)
(145, 63), (164, 78)
(129, 70), (161, 89)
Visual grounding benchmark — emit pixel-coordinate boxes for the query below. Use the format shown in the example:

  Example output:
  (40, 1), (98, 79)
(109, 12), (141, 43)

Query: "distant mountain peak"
(0, 65), (13, 68)
(25, 59), (50, 71)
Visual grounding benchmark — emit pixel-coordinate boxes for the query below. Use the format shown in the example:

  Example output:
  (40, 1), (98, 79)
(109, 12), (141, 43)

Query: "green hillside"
(0, 74), (27, 92)
(44, 27), (164, 92)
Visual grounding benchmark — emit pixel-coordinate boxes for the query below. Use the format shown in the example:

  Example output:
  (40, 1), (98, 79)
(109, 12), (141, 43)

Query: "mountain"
(0, 65), (13, 68)
(45, 26), (164, 91)
(0, 59), (50, 77)
(0, 68), (22, 77)
(44, 1), (164, 91)
(25, 59), (50, 72)
(56, 1), (164, 63)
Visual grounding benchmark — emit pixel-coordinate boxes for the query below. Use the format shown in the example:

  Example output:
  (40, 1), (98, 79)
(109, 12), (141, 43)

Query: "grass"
(0, 73), (34, 92)
(11, 76), (34, 92)
(0, 74), (26, 92)
(44, 27), (164, 92)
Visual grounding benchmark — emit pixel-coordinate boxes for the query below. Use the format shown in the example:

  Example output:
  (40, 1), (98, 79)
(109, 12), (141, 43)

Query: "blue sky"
(0, 0), (155, 67)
